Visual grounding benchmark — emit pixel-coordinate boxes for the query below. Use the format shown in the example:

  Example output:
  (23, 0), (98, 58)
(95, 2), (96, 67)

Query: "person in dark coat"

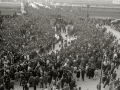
(48, 70), (53, 80)
(22, 78), (27, 90)
(103, 75), (110, 88)
(25, 83), (29, 90)
(54, 63), (58, 70)
(63, 72), (67, 78)
(116, 59), (120, 69)
(34, 76), (39, 86)
(20, 73), (24, 86)
(102, 75), (107, 84)
(79, 87), (81, 90)
(48, 76), (52, 86)
(73, 79), (76, 87)
(58, 68), (63, 79)
(53, 70), (57, 81)
(67, 75), (71, 85)
(91, 67), (95, 79)
(112, 71), (117, 80)
(87, 67), (91, 79)
(76, 69), (80, 81)
(5, 78), (10, 89)
(25, 72), (30, 82)
(81, 68), (85, 81)
(69, 80), (74, 90)
(106, 64), (111, 71)
(57, 72), (61, 80)
(28, 75), (34, 87)
(111, 65), (115, 74)
(43, 75), (48, 87)
(9, 79), (15, 90)
(89, 67), (94, 79)
(61, 78), (65, 89)
(33, 80), (37, 90)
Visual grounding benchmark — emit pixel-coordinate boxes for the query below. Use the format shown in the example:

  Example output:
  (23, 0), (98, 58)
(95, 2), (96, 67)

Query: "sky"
(52, 0), (113, 4)
(0, 0), (119, 4)
(45, 0), (120, 4)
(40, 0), (118, 4)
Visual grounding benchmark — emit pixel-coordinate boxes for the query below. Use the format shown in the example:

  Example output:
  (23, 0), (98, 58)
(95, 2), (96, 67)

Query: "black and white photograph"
(0, 0), (120, 90)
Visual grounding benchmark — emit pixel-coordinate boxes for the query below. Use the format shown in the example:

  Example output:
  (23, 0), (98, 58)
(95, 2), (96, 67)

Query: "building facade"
(0, 2), (25, 16)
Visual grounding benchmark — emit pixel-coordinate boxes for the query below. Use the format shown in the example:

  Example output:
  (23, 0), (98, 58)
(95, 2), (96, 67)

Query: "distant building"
(0, 2), (26, 16)
(112, 0), (120, 4)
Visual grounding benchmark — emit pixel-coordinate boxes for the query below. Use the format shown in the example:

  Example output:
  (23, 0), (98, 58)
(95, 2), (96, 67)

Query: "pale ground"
(14, 26), (120, 90)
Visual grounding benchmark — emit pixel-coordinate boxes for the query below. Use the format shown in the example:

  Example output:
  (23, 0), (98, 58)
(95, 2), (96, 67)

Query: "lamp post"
(99, 46), (104, 90)
(4, 60), (6, 90)
(86, 0), (90, 34)
(0, 11), (3, 30)
(87, 0), (90, 20)
(87, 4), (89, 20)
(100, 59), (103, 90)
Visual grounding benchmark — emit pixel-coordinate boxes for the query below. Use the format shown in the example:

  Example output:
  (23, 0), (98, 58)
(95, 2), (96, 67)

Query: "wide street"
(14, 26), (120, 90)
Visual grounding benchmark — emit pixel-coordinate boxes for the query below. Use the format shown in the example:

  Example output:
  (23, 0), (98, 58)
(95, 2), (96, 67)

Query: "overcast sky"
(1, 0), (119, 4)
(38, 0), (115, 4)
(52, 0), (113, 3)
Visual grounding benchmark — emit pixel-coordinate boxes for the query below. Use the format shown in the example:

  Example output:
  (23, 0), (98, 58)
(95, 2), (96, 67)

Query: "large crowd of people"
(0, 4), (120, 90)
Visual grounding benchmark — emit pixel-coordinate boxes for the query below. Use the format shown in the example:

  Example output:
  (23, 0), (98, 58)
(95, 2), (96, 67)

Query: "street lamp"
(99, 47), (105, 90)
(87, 4), (89, 20)
(87, 0), (90, 20)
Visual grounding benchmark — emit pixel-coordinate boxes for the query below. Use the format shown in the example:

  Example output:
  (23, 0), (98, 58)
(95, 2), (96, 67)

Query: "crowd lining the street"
(0, 5), (120, 90)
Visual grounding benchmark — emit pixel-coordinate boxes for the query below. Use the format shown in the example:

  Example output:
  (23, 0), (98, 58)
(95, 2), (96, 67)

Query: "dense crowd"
(0, 17), (120, 90)
(0, 5), (120, 90)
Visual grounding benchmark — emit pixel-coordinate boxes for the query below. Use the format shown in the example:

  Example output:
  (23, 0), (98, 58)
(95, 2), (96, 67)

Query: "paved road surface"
(14, 26), (120, 90)
(105, 26), (120, 40)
